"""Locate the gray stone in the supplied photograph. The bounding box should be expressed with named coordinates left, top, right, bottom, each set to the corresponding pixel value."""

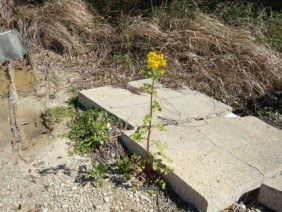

left=258, top=175, right=282, bottom=212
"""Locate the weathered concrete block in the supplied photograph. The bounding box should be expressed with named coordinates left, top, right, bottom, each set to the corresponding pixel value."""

left=258, top=176, right=282, bottom=212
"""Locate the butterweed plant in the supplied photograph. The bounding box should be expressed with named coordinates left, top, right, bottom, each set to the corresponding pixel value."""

left=132, top=51, right=172, bottom=181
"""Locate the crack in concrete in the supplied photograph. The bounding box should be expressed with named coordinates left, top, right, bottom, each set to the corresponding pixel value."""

left=157, top=110, right=230, bottom=126
left=194, top=127, right=265, bottom=177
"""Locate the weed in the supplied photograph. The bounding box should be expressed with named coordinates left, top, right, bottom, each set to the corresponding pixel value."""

left=114, top=53, right=133, bottom=69
left=67, top=85, right=79, bottom=108
left=12, top=6, right=23, bottom=17
left=42, top=106, right=74, bottom=130
left=68, top=109, right=118, bottom=156
left=123, top=33, right=133, bottom=49
left=88, top=163, right=108, bottom=187
left=131, top=51, right=172, bottom=187
left=117, top=155, right=144, bottom=178
left=117, top=154, right=168, bottom=190
left=68, top=85, right=78, bottom=95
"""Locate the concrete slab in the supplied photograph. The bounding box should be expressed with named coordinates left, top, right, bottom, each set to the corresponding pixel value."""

left=78, top=80, right=282, bottom=211
left=121, top=126, right=262, bottom=212
left=190, top=117, right=282, bottom=177
left=258, top=175, right=282, bottom=212
left=0, top=99, right=14, bottom=166
left=0, top=99, right=12, bottom=148
left=121, top=116, right=282, bottom=211
left=79, top=79, right=232, bottom=128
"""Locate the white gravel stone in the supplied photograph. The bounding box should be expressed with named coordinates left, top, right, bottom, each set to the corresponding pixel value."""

left=103, top=197, right=110, bottom=203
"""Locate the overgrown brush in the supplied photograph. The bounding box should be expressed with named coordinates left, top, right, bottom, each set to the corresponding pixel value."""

left=1, top=0, right=281, bottom=107
left=11, top=0, right=110, bottom=54
left=124, top=14, right=282, bottom=106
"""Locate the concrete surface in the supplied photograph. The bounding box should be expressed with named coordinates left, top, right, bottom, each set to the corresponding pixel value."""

left=78, top=80, right=282, bottom=212
left=79, top=79, right=232, bottom=128
left=0, top=99, right=14, bottom=168
left=0, top=99, right=12, bottom=148
left=258, top=175, right=282, bottom=212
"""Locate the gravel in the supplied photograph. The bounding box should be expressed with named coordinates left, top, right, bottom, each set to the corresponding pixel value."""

left=0, top=136, right=196, bottom=212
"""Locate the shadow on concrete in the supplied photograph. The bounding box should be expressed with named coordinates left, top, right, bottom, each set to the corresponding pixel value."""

left=38, top=164, right=71, bottom=176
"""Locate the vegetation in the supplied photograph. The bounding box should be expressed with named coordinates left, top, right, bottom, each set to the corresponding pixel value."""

left=88, top=163, right=108, bottom=187
left=42, top=106, right=74, bottom=130
left=117, top=154, right=167, bottom=190
left=132, top=52, right=172, bottom=177
left=2, top=0, right=279, bottom=108
left=68, top=109, right=115, bottom=156
left=117, top=155, right=144, bottom=177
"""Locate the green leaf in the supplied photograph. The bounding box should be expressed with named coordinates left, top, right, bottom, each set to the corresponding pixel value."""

left=155, top=122, right=165, bottom=131
left=152, top=101, right=162, bottom=112
left=143, top=114, right=152, bottom=124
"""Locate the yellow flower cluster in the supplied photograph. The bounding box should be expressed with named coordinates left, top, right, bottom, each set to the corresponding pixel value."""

left=146, top=51, right=167, bottom=71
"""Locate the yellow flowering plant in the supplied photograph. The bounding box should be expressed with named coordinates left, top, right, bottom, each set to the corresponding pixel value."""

left=132, top=51, right=172, bottom=189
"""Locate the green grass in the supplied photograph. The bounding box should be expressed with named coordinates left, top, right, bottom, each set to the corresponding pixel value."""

left=42, top=106, right=74, bottom=129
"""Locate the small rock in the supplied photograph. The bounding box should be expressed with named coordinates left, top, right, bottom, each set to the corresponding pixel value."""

left=104, top=197, right=110, bottom=203
left=238, top=204, right=246, bottom=212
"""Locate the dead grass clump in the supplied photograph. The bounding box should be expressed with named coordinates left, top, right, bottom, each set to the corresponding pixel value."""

left=15, top=0, right=101, bottom=54
left=126, top=14, right=282, bottom=106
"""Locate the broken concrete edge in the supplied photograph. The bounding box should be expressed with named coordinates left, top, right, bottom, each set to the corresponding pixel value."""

left=78, top=91, right=134, bottom=130
left=120, top=131, right=210, bottom=211
left=258, top=176, right=282, bottom=212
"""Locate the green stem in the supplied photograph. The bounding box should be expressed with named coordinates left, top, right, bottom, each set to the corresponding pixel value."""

left=150, top=0, right=154, bottom=12
left=146, top=78, right=155, bottom=161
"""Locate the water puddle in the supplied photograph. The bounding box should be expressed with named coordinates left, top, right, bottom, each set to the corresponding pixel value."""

left=18, top=97, right=46, bottom=141
left=0, top=65, right=39, bottom=97
left=13, top=65, right=38, bottom=95
left=22, top=118, right=46, bottom=141
left=0, top=64, right=44, bottom=145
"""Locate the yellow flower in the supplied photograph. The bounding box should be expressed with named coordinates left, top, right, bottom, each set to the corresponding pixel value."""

left=146, top=51, right=166, bottom=71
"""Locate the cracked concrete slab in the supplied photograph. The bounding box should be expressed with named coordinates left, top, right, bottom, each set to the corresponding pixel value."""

left=78, top=80, right=282, bottom=211
left=121, top=117, right=282, bottom=211
left=191, top=117, right=282, bottom=177
left=121, top=127, right=261, bottom=211
left=79, top=79, right=232, bottom=128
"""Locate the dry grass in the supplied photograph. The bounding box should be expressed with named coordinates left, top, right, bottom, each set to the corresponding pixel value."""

left=125, top=14, right=282, bottom=106
left=2, top=0, right=281, bottom=106
left=13, top=0, right=107, bottom=54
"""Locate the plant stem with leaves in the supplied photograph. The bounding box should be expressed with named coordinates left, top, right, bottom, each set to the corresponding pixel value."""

left=132, top=51, right=172, bottom=179
left=146, top=78, right=155, bottom=160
